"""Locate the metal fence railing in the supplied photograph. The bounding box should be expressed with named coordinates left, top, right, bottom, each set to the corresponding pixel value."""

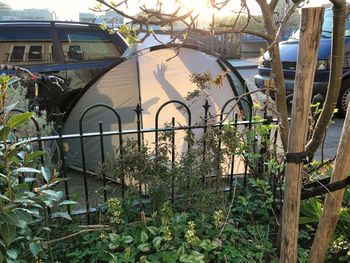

left=6, top=98, right=283, bottom=223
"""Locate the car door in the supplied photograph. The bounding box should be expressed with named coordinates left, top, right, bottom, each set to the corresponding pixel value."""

left=0, top=24, right=68, bottom=112
left=57, top=26, right=124, bottom=111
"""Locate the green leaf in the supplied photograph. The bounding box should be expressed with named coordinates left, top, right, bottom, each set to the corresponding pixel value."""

left=177, top=244, right=185, bottom=256
left=51, top=212, right=71, bottom=220
left=7, top=76, right=21, bottom=86
left=109, top=233, right=120, bottom=244
left=41, top=167, right=51, bottom=183
left=0, top=126, right=10, bottom=141
left=152, top=236, right=162, bottom=249
left=124, top=247, right=131, bottom=263
left=0, top=194, right=10, bottom=202
left=0, top=250, right=3, bottom=263
left=58, top=200, right=78, bottom=206
left=140, top=231, right=148, bottom=242
left=147, top=226, right=158, bottom=235
left=13, top=167, right=41, bottom=174
left=6, top=249, right=17, bottom=260
left=0, top=211, right=21, bottom=226
left=8, top=112, right=33, bottom=129
left=25, top=151, right=44, bottom=163
left=122, top=235, right=134, bottom=244
left=15, top=208, right=33, bottom=225
left=299, top=198, right=322, bottom=224
left=29, top=242, right=41, bottom=257
left=107, top=252, right=119, bottom=263
left=0, top=223, right=16, bottom=246
left=137, top=243, right=150, bottom=252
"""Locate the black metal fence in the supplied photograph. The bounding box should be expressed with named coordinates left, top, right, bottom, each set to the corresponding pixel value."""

left=9, top=98, right=283, bottom=223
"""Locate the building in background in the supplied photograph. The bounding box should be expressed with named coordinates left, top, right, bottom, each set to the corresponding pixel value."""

left=79, top=10, right=124, bottom=27
left=79, top=12, right=95, bottom=23
left=0, top=1, right=54, bottom=20
left=0, top=1, right=11, bottom=19
left=10, top=8, right=54, bottom=20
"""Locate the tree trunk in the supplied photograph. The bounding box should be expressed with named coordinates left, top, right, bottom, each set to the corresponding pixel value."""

left=279, top=7, right=324, bottom=263
left=257, top=0, right=289, bottom=151
left=306, top=0, right=347, bottom=156
left=309, top=104, right=350, bottom=262
left=269, top=43, right=289, bottom=151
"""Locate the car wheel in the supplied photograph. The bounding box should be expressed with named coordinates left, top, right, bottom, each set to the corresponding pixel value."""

left=337, top=79, right=350, bottom=117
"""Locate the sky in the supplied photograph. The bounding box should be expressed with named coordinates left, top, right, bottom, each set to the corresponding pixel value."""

left=0, top=0, right=334, bottom=21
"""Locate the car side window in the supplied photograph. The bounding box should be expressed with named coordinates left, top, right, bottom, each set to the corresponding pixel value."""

left=58, top=29, right=121, bottom=62
left=0, top=29, right=54, bottom=65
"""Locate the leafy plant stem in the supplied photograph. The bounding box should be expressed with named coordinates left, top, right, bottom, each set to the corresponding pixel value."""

left=45, top=208, right=54, bottom=263
left=218, top=174, right=238, bottom=237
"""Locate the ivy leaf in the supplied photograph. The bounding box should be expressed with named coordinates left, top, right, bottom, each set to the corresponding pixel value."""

left=147, top=226, right=158, bottom=235
left=8, top=112, right=33, bottom=129
left=137, top=243, right=150, bottom=252
left=122, top=235, right=134, bottom=244
left=140, top=231, right=148, bottom=242
left=152, top=236, right=162, bottom=249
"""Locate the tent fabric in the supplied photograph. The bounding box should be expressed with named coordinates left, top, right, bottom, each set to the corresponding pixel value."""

left=62, top=45, right=250, bottom=172
left=63, top=57, right=139, bottom=170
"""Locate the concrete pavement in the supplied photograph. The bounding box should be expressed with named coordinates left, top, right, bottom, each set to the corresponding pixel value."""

left=228, top=58, right=259, bottom=69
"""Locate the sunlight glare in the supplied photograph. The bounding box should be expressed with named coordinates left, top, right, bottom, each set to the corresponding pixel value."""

left=174, top=0, right=210, bottom=15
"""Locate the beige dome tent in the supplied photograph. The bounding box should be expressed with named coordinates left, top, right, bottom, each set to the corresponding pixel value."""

left=62, top=45, right=251, bottom=171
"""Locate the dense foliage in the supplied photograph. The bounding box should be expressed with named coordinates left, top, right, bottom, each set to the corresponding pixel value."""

left=0, top=75, right=74, bottom=262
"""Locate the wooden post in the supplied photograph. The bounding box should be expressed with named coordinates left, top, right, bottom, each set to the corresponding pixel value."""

left=279, top=7, right=324, bottom=263
left=309, top=104, right=350, bottom=262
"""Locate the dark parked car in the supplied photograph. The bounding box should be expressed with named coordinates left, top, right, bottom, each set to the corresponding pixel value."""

left=0, top=21, right=128, bottom=115
left=255, top=8, right=350, bottom=116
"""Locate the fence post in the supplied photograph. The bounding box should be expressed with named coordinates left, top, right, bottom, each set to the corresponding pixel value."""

left=98, top=122, right=107, bottom=202
left=202, top=99, right=210, bottom=185
left=279, top=7, right=324, bottom=263
left=171, top=117, right=176, bottom=205
left=134, top=104, right=143, bottom=210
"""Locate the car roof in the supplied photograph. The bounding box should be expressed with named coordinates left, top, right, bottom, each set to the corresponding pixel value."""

left=0, top=21, right=103, bottom=30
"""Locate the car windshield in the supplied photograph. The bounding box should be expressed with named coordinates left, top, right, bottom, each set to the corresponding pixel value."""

left=289, top=9, right=350, bottom=40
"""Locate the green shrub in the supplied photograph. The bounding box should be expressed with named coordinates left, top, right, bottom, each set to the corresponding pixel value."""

left=0, top=74, right=73, bottom=262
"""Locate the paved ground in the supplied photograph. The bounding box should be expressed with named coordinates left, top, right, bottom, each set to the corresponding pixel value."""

left=230, top=58, right=344, bottom=160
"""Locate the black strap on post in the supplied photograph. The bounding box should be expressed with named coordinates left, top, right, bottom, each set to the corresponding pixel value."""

left=285, top=152, right=308, bottom=164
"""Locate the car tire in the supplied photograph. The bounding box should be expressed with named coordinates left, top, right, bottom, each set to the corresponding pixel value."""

left=337, top=79, right=350, bottom=117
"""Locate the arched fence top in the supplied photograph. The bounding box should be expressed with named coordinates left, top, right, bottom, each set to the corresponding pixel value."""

left=78, top=103, right=123, bottom=135
left=220, top=96, right=253, bottom=123
left=155, top=100, right=192, bottom=128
